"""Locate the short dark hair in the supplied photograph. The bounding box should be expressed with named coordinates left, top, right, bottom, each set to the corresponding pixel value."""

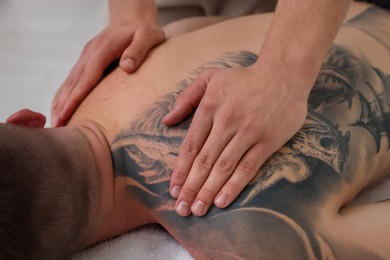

left=0, top=124, right=95, bottom=259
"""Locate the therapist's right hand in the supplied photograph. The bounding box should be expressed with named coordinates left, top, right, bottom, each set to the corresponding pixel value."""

left=51, top=21, right=165, bottom=127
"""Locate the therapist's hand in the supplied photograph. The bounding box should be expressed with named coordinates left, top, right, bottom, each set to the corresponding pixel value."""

left=163, top=63, right=311, bottom=217
left=51, top=21, right=165, bottom=126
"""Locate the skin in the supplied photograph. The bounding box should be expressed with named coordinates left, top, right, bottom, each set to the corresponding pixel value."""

left=8, top=4, right=390, bottom=258
left=51, top=0, right=356, bottom=218
left=51, top=0, right=165, bottom=126
left=163, top=0, right=355, bottom=217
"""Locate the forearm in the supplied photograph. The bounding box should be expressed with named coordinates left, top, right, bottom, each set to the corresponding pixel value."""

left=257, top=0, right=353, bottom=93
left=108, top=0, right=159, bottom=24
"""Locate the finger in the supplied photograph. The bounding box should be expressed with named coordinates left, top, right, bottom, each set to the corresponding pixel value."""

left=163, top=71, right=213, bottom=126
left=51, top=52, right=89, bottom=126
left=214, top=142, right=268, bottom=209
left=58, top=69, right=103, bottom=124
left=170, top=102, right=213, bottom=194
left=120, top=26, right=165, bottom=73
left=177, top=125, right=236, bottom=216
left=171, top=107, right=215, bottom=216
left=188, top=131, right=256, bottom=215
left=52, top=72, right=84, bottom=126
left=58, top=47, right=117, bottom=124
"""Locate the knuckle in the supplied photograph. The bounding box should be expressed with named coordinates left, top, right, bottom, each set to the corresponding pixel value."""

left=200, top=97, right=216, bottom=112
left=216, top=156, right=235, bottom=174
left=80, top=78, right=96, bottom=89
left=174, top=89, right=187, bottom=102
left=82, top=42, right=91, bottom=52
left=236, top=160, right=258, bottom=176
left=181, top=139, right=200, bottom=157
left=172, top=169, right=188, bottom=181
left=238, top=122, right=253, bottom=136
left=195, top=154, right=213, bottom=170
left=138, top=25, right=164, bottom=41
left=137, top=24, right=149, bottom=32
left=71, top=88, right=87, bottom=102
left=64, top=72, right=79, bottom=88
left=68, top=92, right=87, bottom=108
left=67, top=98, right=81, bottom=110
left=197, top=187, right=214, bottom=203
left=180, top=94, right=194, bottom=105
left=174, top=94, right=186, bottom=106
left=72, top=93, right=85, bottom=104
left=64, top=77, right=75, bottom=89
left=179, top=187, right=197, bottom=200
left=223, top=181, right=242, bottom=195
left=218, top=111, right=235, bottom=127
left=136, top=25, right=153, bottom=37
left=83, top=39, right=96, bottom=52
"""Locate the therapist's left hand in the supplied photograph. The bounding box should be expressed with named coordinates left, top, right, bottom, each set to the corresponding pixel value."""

left=163, top=62, right=311, bottom=217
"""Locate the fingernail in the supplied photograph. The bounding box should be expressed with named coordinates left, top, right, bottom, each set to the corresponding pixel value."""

left=215, top=194, right=227, bottom=207
left=176, top=201, right=190, bottom=216
left=170, top=186, right=181, bottom=198
left=191, top=200, right=206, bottom=216
left=121, top=58, right=135, bottom=72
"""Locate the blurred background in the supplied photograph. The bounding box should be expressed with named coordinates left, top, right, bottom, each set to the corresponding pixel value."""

left=0, top=0, right=107, bottom=125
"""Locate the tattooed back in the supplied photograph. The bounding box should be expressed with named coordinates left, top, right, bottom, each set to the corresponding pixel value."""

left=70, top=4, right=390, bottom=259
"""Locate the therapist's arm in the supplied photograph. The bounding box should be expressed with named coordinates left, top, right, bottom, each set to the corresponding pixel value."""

left=163, top=0, right=354, bottom=217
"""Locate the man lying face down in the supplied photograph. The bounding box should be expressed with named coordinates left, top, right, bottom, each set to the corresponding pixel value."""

left=1, top=3, right=390, bottom=259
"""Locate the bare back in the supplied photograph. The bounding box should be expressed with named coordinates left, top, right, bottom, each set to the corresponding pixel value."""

left=70, top=3, right=390, bottom=259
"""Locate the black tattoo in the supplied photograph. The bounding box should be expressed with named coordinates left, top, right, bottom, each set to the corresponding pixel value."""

left=242, top=111, right=350, bottom=205
left=310, top=46, right=390, bottom=151
left=110, top=6, right=390, bottom=259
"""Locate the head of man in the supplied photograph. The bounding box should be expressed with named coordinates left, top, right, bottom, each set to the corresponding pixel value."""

left=0, top=109, right=99, bottom=259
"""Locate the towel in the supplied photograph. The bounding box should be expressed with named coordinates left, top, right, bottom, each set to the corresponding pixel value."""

left=73, top=225, right=193, bottom=260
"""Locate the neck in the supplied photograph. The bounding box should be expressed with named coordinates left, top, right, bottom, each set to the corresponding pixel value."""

left=68, top=120, right=155, bottom=248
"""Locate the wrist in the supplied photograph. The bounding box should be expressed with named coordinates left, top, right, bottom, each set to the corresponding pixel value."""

left=253, top=0, right=353, bottom=94
left=254, top=44, right=321, bottom=95
left=109, top=0, right=159, bottom=25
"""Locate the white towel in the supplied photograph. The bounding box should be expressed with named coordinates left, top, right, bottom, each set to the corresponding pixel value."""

left=73, top=226, right=193, bottom=260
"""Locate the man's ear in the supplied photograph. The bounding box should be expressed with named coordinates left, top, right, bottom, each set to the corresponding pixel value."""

left=6, top=109, right=46, bottom=128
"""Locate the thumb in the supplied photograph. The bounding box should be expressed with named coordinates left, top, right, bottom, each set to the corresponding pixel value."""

left=120, top=27, right=165, bottom=73
left=119, top=41, right=142, bottom=73
left=120, top=57, right=136, bottom=73
left=163, top=70, right=212, bottom=126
